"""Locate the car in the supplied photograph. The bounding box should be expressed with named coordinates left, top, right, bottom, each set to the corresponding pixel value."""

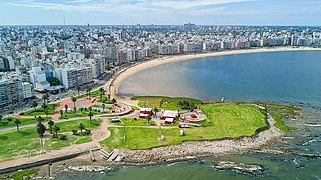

left=111, top=119, right=121, bottom=123
left=179, top=124, right=189, bottom=128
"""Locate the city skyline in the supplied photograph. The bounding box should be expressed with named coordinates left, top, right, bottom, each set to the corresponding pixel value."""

left=2, top=0, right=321, bottom=26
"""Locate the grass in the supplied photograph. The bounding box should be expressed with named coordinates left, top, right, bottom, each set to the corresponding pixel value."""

left=0, top=119, right=101, bottom=162
left=76, top=90, right=103, bottom=99
left=20, top=104, right=59, bottom=116
left=132, top=96, right=202, bottom=110
left=98, top=96, right=112, bottom=104
left=100, top=103, right=268, bottom=150
left=59, top=109, right=106, bottom=119
left=110, top=118, right=156, bottom=126
left=44, top=135, right=77, bottom=150
left=255, top=102, right=299, bottom=132
left=75, top=137, right=92, bottom=144
left=0, top=117, right=51, bottom=129
left=10, top=168, right=38, bottom=180
left=55, top=119, right=102, bottom=132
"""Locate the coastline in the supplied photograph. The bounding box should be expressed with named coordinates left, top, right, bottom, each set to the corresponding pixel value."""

left=111, top=46, right=321, bottom=106
left=118, top=113, right=283, bottom=164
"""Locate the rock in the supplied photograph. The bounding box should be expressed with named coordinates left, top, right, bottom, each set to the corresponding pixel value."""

left=213, top=161, right=265, bottom=175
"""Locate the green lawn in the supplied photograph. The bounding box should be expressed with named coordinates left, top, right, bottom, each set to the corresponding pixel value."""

left=44, top=135, right=77, bottom=150
left=59, top=109, right=106, bottom=119
left=55, top=119, right=102, bottom=132
left=131, top=96, right=202, bottom=110
left=110, top=118, right=156, bottom=126
left=0, top=119, right=101, bottom=162
left=100, top=103, right=268, bottom=150
left=76, top=90, right=103, bottom=99
left=98, top=96, right=112, bottom=104
left=20, top=104, right=59, bottom=116
left=10, top=168, right=38, bottom=180
left=75, top=137, right=92, bottom=144
left=0, top=117, right=51, bottom=129
left=255, top=102, right=299, bottom=132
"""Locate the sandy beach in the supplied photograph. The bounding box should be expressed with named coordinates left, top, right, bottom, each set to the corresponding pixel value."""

left=111, top=47, right=321, bottom=106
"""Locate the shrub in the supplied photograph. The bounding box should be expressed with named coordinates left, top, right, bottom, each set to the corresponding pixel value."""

left=72, top=129, right=78, bottom=135
left=59, top=135, right=67, bottom=140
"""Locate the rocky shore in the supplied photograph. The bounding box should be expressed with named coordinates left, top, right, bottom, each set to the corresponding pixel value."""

left=118, top=114, right=283, bottom=164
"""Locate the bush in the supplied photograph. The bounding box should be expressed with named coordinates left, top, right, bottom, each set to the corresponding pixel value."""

left=85, top=129, right=91, bottom=135
left=59, top=135, right=67, bottom=140
left=52, top=134, right=58, bottom=138
left=72, top=129, right=78, bottom=135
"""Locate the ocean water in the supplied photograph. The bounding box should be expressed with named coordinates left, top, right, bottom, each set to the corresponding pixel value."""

left=120, top=51, right=321, bottom=107
left=58, top=51, right=321, bottom=179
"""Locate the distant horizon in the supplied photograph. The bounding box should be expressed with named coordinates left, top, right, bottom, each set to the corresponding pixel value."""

left=0, top=24, right=320, bottom=27
left=1, top=0, right=321, bottom=26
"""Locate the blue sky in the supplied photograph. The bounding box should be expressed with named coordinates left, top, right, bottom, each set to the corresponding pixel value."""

left=1, top=0, right=321, bottom=25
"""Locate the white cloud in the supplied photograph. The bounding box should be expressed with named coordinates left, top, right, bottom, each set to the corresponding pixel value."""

left=154, top=0, right=253, bottom=9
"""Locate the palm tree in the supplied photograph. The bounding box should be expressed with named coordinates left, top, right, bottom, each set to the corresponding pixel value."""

left=71, top=96, right=77, bottom=113
left=88, top=112, right=93, bottom=124
left=14, top=119, right=21, bottom=132
left=102, top=104, right=106, bottom=112
left=42, top=93, right=49, bottom=105
left=64, top=104, right=68, bottom=112
left=76, top=85, right=81, bottom=96
left=31, top=101, right=38, bottom=111
left=79, top=123, right=85, bottom=133
left=86, top=85, right=92, bottom=97
left=42, top=104, right=48, bottom=117
left=53, top=125, right=60, bottom=138
left=154, top=107, right=159, bottom=117
left=48, top=119, right=54, bottom=134
left=37, top=122, right=46, bottom=138
left=146, top=115, right=151, bottom=125
left=99, top=87, right=104, bottom=99
left=37, top=116, right=44, bottom=123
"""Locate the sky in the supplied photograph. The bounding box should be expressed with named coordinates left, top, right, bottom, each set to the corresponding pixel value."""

left=1, top=0, right=321, bottom=26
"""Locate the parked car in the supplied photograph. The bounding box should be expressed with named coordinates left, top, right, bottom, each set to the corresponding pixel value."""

left=179, top=124, right=189, bottom=128
left=111, top=119, right=121, bottom=123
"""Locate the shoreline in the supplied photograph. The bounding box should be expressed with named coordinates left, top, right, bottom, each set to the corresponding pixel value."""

left=118, top=113, right=283, bottom=164
left=111, top=47, right=321, bottom=106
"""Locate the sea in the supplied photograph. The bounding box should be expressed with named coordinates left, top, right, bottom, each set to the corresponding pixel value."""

left=58, top=51, right=321, bottom=179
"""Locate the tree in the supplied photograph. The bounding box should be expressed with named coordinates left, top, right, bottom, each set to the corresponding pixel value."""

left=112, top=98, right=117, bottom=104
left=99, top=87, right=104, bottom=99
left=42, top=93, right=49, bottom=105
left=146, top=115, right=151, bottom=125
left=88, top=112, right=93, bottom=123
left=48, top=77, right=61, bottom=86
left=154, top=107, right=159, bottom=117
left=107, top=94, right=111, bottom=100
left=37, top=116, right=44, bottom=123
left=42, top=104, right=48, bottom=117
left=31, top=101, right=38, bottom=111
left=76, top=85, right=81, bottom=96
left=37, top=122, right=46, bottom=138
left=53, top=125, right=60, bottom=138
left=71, top=96, right=77, bottom=113
left=102, top=104, right=106, bottom=112
left=79, top=123, right=85, bottom=133
left=86, top=85, right=92, bottom=97
left=48, top=119, right=54, bottom=134
left=64, top=104, right=68, bottom=112
left=60, top=109, right=63, bottom=117
left=0, top=115, right=2, bottom=123
left=14, top=119, right=21, bottom=132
